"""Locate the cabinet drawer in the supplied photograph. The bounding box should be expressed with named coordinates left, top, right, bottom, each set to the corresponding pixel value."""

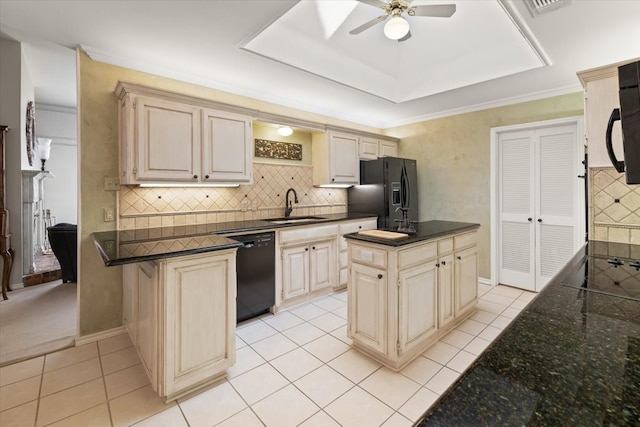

left=438, top=238, right=453, bottom=254
left=454, top=231, right=477, bottom=250
left=399, top=241, right=437, bottom=269
left=279, top=224, right=338, bottom=245
left=350, top=245, right=387, bottom=269
left=339, top=219, right=377, bottom=235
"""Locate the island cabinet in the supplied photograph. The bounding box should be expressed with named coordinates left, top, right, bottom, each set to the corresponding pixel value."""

left=347, top=230, right=478, bottom=371
left=337, top=218, right=378, bottom=289
left=116, top=81, right=253, bottom=185
left=122, top=249, right=237, bottom=402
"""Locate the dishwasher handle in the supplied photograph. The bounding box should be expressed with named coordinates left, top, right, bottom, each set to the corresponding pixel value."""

left=243, top=242, right=255, bottom=249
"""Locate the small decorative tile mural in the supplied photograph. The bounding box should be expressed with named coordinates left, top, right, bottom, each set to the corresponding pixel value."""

left=590, top=167, right=640, bottom=243
left=118, top=163, right=347, bottom=229
left=255, top=139, right=302, bottom=161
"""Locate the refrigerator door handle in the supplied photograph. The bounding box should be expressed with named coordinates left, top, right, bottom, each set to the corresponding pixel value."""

left=606, top=108, right=625, bottom=173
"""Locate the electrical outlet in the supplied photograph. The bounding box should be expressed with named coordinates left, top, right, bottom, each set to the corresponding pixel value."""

left=104, top=207, right=115, bottom=222
left=104, top=177, right=120, bottom=191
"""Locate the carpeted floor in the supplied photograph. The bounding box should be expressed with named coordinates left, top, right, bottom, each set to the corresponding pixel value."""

left=0, top=280, right=76, bottom=366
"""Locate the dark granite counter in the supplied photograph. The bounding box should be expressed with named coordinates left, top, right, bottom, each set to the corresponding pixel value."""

left=92, top=212, right=375, bottom=266
left=344, top=220, right=480, bottom=247
left=414, top=241, right=640, bottom=426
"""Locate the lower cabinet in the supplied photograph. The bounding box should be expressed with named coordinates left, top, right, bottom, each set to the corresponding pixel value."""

left=347, top=230, right=478, bottom=371
left=123, top=249, right=237, bottom=401
left=281, top=239, right=335, bottom=302
left=349, top=263, right=387, bottom=354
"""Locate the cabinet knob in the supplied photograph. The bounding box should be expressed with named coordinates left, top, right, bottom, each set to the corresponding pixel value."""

left=377, top=274, right=383, bottom=279
left=457, top=256, right=461, bottom=260
left=305, top=248, right=309, bottom=251
left=528, top=218, right=532, bottom=222
left=205, top=175, right=209, bottom=179
left=436, top=263, right=440, bottom=268
left=332, top=178, right=335, bottom=182
left=441, top=260, right=446, bottom=266
left=358, top=226, right=362, bottom=229
left=193, top=174, right=198, bottom=179
left=538, top=218, right=543, bottom=223
left=312, top=246, right=316, bottom=250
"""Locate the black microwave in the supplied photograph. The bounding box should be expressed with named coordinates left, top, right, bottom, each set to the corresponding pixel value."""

left=606, top=60, right=640, bottom=184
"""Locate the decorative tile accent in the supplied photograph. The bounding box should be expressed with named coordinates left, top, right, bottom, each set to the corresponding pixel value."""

left=590, top=167, right=640, bottom=243
left=118, top=164, right=347, bottom=229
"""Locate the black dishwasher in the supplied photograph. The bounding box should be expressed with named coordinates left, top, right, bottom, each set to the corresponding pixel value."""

left=231, top=232, right=275, bottom=323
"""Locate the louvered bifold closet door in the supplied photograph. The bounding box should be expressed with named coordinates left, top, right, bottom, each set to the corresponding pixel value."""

left=535, top=125, right=579, bottom=288
left=499, top=131, right=536, bottom=291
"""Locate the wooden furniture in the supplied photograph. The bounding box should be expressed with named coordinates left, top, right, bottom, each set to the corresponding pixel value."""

left=123, top=248, right=237, bottom=401
left=358, top=136, right=399, bottom=160
left=347, top=229, right=478, bottom=370
left=1, top=125, right=14, bottom=300
left=116, top=82, right=253, bottom=186
left=312, top=130, right=360, bottom=186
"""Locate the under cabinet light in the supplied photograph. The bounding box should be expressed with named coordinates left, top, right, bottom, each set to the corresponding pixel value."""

left=318, top=184, right=354, bottom=188
left=139, top=183, right=240, bottom=188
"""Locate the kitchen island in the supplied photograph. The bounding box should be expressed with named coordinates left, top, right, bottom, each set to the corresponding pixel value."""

left=415, top=241, right=640, bottom=426
left=345, top=220, right=480, bottom=371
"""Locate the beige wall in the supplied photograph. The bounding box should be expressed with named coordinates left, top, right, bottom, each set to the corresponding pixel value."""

left=387, top=93, right=584, bottom=280
left=77, top=52, right=380, bottom=336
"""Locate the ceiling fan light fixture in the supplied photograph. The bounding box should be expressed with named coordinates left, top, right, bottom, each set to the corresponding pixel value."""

left=383, top=16, right=410, bottom=40
left=277, top=126, right=293, bottom=136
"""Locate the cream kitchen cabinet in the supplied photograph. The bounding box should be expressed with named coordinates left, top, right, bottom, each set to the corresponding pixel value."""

left=277, top=224, right=338, bottom=307
left=349, top=262, right=387, bottom=354
left=347, top=228, right=478, bottom=371
left=359, top=137, right=399, bottom=160
left=116, top=82, right=253, bottom=185
left=312, top=131, right=360, bottom=186
left=122, top=249, right=237, bottom=401
left=338, top=218, right=377, bottom=289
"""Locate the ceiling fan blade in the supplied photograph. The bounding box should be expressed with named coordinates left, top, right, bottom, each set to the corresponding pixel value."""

left=349, top=15, right=388, bottom=35
left=412, top=4, right=456, bottom=17
left=398, top=30, right=412, bottom=42
left=355, top=0, right=388, bottom=9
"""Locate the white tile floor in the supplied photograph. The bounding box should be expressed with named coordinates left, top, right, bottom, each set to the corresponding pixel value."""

left=0, top=284, right=536, bottom=427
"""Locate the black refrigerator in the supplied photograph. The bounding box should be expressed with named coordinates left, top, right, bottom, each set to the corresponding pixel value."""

left=348, top=157, right=418, bottom=230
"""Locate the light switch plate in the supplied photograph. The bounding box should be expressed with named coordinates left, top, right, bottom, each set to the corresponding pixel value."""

left=104, top=207, right=115, bottom=222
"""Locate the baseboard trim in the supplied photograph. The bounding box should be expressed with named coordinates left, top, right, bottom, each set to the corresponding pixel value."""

left=75, top=326, right=126, bottom=346
left=478, top=277, right=492, bottom=286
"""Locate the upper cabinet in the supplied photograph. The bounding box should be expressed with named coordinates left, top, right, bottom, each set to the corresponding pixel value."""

left=359, top=137, right=398, bottom=160
left=117, top=82, right=253, bottom=185
left=311, top=129, right=400, bottom=186
left=312, top=131, right=360, bottom=186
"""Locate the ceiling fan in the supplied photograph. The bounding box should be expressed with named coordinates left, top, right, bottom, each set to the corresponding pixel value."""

left=349, top=0, right=456, bottom=42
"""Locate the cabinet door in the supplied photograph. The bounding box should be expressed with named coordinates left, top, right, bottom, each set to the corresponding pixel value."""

left=310, top=240, right=334, bottom=291
left=438, top=254, right=455, bottom=328
left=135, top=97, right=200, bottom=182
left=136, top=261, right=159, bottom=390
left=359, top=137, right=379, bottom=160
left=163, top=253, right=236, bottom=397
left=398, top=263, right=437, bottom=355
left=338, top=220, right=377, bottom=286
left=349, top=263, right=387, bottom=354
left=455, top=246, right=478, bottom=316
left=202, top=109, right=252, bottom=183
left=122, top=264, right=137, bottom=344
left=329, top=132, right=359, bottom=184
left=282, top=245, right=310, bottom=300
left=379, top=141, right=398, bottom=158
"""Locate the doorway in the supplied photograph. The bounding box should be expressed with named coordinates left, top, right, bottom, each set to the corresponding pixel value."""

left=490, top=116, right=585, bottom=291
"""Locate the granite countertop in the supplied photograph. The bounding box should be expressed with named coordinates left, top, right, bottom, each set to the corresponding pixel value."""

left=92, top=212, right=376, bottom=266
left=344, top=220, right=480, bottom=247
left=414, top=241, right=640, bottom=426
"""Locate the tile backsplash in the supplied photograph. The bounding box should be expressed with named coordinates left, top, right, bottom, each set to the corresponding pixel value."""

left=118, top=163, right=347, bottom=230
left=590, top=167, right=640, bottom=243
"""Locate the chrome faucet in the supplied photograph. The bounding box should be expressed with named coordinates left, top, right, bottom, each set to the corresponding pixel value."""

left=285, top=188, right=298, bottom=218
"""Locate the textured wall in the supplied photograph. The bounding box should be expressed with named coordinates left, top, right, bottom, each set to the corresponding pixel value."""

left=77, top=51, right=377, bottom=337
left=388, top=93, right=584, bottom=280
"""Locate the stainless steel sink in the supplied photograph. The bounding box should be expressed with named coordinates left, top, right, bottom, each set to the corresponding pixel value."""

left=267, top=216, right=326, bottom=225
